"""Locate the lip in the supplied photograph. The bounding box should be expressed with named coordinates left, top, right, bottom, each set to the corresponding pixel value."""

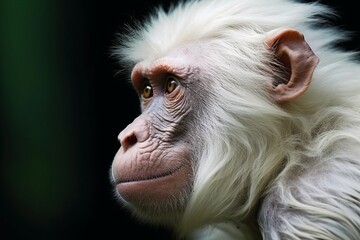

left=115, top=165, right=187, bottom=203
left=116, top=171, right=177, bottom=189
left=115, top=165, right=183, bottom=184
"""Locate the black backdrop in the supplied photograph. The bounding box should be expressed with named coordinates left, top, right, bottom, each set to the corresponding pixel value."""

left=1, top=0, right=359, bottom=239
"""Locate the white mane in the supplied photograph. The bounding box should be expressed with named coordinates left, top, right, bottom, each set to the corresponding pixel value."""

left=116, top=0, right=349, bottom=63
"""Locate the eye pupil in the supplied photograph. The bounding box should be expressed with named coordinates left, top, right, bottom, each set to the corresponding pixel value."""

left=143, top=84, right=153, bottom=98
left=166, top=77, right=178, bottom=93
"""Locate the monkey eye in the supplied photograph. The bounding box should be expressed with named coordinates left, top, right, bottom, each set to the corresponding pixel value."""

left=142, top=83, right=153, bottom=98
left=165, top=76, right=179, bottom=94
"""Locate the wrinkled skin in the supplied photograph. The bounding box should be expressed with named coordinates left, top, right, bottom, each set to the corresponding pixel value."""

left=111, top=52, right=205, bottom=222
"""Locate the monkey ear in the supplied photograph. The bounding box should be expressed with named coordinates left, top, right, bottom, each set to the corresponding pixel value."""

left=266, top=29, right=319, bottom=103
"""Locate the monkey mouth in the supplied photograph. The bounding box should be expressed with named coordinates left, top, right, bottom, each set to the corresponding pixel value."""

left=115, top=165, right=184, bottom=184
left=114, top=164, right=189, bottom=204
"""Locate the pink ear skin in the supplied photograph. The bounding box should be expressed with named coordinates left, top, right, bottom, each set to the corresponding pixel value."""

left=266, top=29, right=319, bottom=103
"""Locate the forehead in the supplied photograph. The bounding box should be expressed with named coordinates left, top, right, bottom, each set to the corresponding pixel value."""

left=131, top=42, right=206, bottom=81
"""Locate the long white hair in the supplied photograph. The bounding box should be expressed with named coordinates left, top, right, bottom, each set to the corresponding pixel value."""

left=114, top=0, right=360, bottom=238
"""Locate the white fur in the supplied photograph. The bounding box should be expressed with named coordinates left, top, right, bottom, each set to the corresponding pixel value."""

left=114, top=0, right=360, bottom=239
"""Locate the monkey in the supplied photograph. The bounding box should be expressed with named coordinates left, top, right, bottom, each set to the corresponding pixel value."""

left=109, top=0, right=360, bottom=239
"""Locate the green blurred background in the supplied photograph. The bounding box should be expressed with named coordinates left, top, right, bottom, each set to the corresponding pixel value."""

left=0, top=0, right=174, bottom=239
left=0, top=0, right=358, bottom=239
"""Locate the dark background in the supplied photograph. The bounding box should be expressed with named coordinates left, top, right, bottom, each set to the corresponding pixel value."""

left=1, top=0, right=359, bottom=239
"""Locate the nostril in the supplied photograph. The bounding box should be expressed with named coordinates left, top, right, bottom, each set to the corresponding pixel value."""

left=121, top=133, right=138, bottom=152
left=127, top=134, right=138, bottom=147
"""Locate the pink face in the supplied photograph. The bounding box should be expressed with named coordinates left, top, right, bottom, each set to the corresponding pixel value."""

left=111, top=54, right=205, bottom=220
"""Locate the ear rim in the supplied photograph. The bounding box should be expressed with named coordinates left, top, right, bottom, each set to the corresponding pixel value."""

left=265, top=28, right=319, bottom=103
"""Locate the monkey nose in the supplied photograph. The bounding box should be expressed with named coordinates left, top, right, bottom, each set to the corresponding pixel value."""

left=118, top=118, right=150, bottom=152
left=120, top=132, right=138, bottom=152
